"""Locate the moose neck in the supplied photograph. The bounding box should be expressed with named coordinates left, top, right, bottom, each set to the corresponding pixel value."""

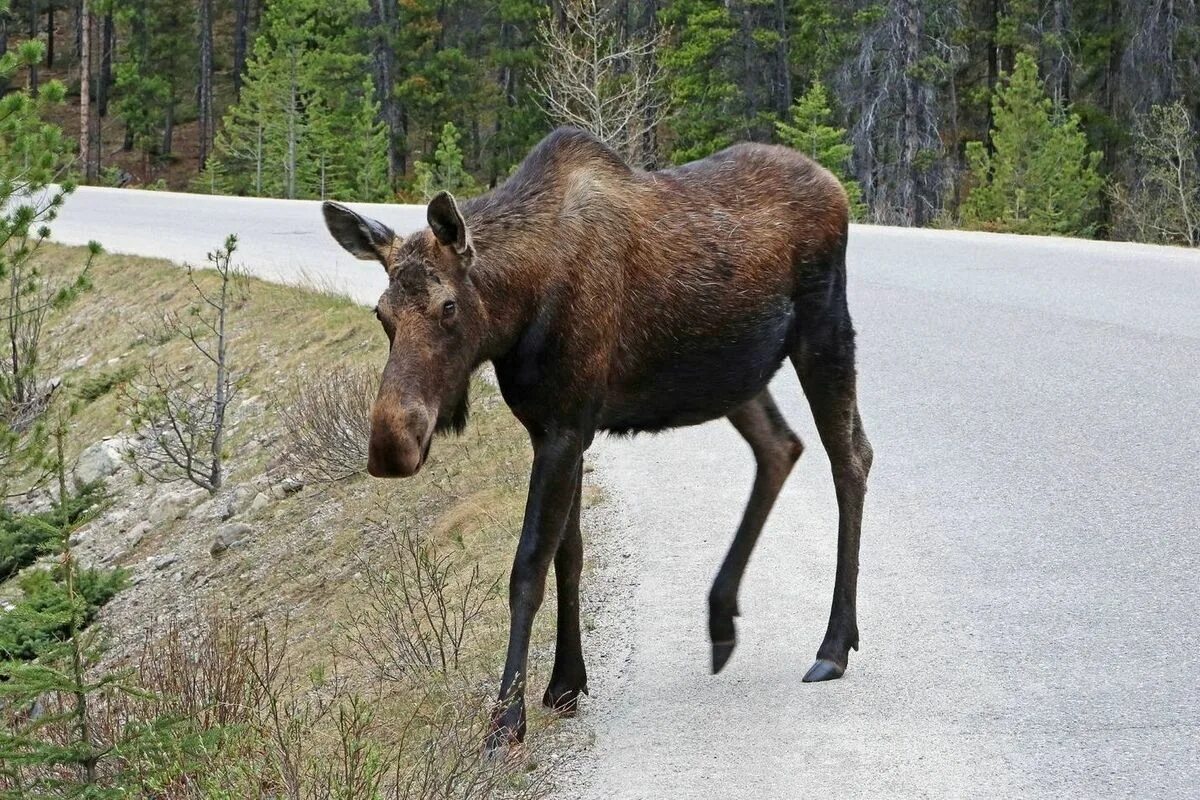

left=461, top=199, right=562, bottom=367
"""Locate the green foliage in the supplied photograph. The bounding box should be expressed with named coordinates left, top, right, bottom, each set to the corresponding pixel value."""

left=962, top=54, right=1103, bottom=237
left=776, top=81, right=865, bottom=218
left=211, top=0, right=389, bottom=200
left=0, top=484, right=105, bottom=582
left=77, top=365, right=140, bottom=403
left=0, top=565, right=127, bottom=661
left=412, top=121, right=479, bottom=201
left=112, top=0, right=196, bottom=156
left=0, top=36, right=100, bottom=497
left=659, top=0, right=741, bottom=163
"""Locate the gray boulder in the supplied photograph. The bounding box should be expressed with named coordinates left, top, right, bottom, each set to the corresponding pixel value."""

left=73, top=438, right=131, bottom=487
left=210, top=522, right=253, bottom=556
left=148, top=487, right=210, bottom=523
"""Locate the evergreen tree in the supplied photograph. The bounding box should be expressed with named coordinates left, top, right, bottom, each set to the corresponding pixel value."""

left=775, top=81, right=865, bottom=217
left=412, top=121, right=478, bottom=201
left=962, top=53, right=1103, bottom=237
left=210, top=0, right=388, bottom=200
left=659, top=0, right=741, bottom=164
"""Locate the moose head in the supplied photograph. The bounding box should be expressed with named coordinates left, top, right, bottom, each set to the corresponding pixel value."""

left=322, top=193, right=482, bottom=478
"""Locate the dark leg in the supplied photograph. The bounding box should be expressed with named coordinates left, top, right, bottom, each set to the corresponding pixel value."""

left=542, top=464, right=588, bottom=714
left=709, top=390, right=804, bottom=673
left=488, top=428, right=587, bottom=749
left=791, top=313, right=873, bottom=683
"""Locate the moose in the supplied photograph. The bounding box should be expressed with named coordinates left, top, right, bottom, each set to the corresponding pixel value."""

left=322, top=127, right=872, bottom=749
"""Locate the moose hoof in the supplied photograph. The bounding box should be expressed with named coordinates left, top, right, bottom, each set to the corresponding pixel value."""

left=542, top=683, right=588, bottom=716
left=711, top=639, right=736, bottom=674
left=802, top=658, right=845, bottom=683
left=483, top=720, right=523, bottom=758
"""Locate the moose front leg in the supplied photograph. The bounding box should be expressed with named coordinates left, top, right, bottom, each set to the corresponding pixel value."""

left=543, top=465, right=587, bottom=713
left=488, top=428, right=587, bottom=750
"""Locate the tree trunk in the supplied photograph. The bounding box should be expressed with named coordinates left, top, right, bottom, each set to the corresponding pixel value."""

left=98, top=12, right=112, bottom=117
left=80, top=0, right=92, bottom=182
left=28, top=0, right=38, bottom=95
left=899, top=0, right=922, bottom=226
left=45, top=4, right=53, bottom=68
left=368, top=0, right=401, bottom=186
left=0, top=11, right=9, bottom=94
left=162, top=100, right=174, bottom=156
left=198, top=0, right=215, bottom=168
left=774, top=0, right=791, bottom=119
left=233, top=0, right=250, bottom=101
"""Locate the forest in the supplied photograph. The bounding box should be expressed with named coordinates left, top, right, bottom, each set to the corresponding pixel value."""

left=1, top=0, right=1199, bottom=245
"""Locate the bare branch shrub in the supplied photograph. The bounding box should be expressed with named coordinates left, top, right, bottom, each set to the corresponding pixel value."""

left=126, top=235, right=242, bottom=492
left=534, top=0, right=669, bottom=165
left=343, top=516, right=502, bottom=682
left=279, top=365, right=376, bottom=483
left=1111, top=100, right=1200, bottom=246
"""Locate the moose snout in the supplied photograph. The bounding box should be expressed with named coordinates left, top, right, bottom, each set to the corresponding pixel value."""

left=367, top=404, right=433, bottom=478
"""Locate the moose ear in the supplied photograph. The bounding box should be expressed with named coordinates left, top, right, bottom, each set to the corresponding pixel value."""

left=427, top=191, right=472, bottom=256
left=322, top=201, right=396, bottom=266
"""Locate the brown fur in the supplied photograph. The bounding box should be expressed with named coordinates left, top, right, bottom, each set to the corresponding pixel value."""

left=322, top=127, right=870, bottom=749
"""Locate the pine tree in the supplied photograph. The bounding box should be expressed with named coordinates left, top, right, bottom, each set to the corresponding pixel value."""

left=412, top=121, right=478, bottom=201
left=210, top=0, right=388, bottom=200
left=659, top=0, right=741, bottom=163
left=962, top=53, right=1103, bottom=237
left=776, top=81, right=865, bottom=217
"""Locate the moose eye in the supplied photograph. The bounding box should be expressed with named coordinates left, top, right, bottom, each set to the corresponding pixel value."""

left=442, top=300, right=457, bottom=318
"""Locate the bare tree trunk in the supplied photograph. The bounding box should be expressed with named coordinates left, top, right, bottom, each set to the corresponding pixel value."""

left=198, top=0, right=215, bottom=168
left=233, top=0, right=250, bottom=101
left=98, top=11, right=112, bottom=117
left=28, top=0, right=39, bottom=95
left=45, top=3, right=53, bottom=68
left=899, top=0, right=921, bottom=226
left=368, top=0, right=401, bottom=186
left=774, top=0, right=791, bottom=119
left=0, top=11, right=9, bottom=94
left=79, top=0, right=91, bottom=182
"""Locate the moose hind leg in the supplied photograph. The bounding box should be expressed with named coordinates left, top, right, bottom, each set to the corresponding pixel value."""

left=543, top=466, right=588, bottom=714
left=792, top=318, right=873, bottom=683
left=709, top=390, right=804, bottom=673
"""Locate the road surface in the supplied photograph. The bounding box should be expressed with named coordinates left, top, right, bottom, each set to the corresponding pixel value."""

left=49, top=186, right=1200, bottom=798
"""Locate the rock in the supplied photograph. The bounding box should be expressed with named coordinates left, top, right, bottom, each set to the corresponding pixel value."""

left=231, top=484, right=258, bottom=513
left=73, top=438, right=132, bottom=487
left=151, top=553, right=178, bottom=570
left=192, top=493, right=235, bottom=522
left=249, top=492, right=271, bottom=513
left=148, top=487, right=210, bottom=523
left=210, top=523, right=252, bottom=556
left=68, top=528, right=88, bottom=547
left=127, top=521, right=151, bottom=547
left=271, top=477, right=304, bottom=500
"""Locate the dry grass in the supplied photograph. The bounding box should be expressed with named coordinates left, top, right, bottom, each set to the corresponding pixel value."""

left=3, top=244, right=569, bottom=795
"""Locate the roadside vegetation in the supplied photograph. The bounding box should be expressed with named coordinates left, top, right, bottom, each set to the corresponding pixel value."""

left=0, top=243, right=556, bottom=797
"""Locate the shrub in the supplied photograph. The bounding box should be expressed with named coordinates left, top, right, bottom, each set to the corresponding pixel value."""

left=0, top=564, right=126, bottom=661
left=279, top=365, right=376, bottom=483
left=0, top=483, right=105, bottom=582
left=77, top=364, right=139, bottom=402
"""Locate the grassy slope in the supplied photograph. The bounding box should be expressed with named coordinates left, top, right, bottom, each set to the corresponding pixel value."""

left=11, top=243, right=574, bottom=763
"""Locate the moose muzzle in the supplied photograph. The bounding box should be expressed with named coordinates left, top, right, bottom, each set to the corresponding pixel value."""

left=367, top=402, right=434, bottom=478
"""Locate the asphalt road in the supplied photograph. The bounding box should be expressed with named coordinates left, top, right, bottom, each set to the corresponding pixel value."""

left=49, top=187, right=1200, bottom=798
